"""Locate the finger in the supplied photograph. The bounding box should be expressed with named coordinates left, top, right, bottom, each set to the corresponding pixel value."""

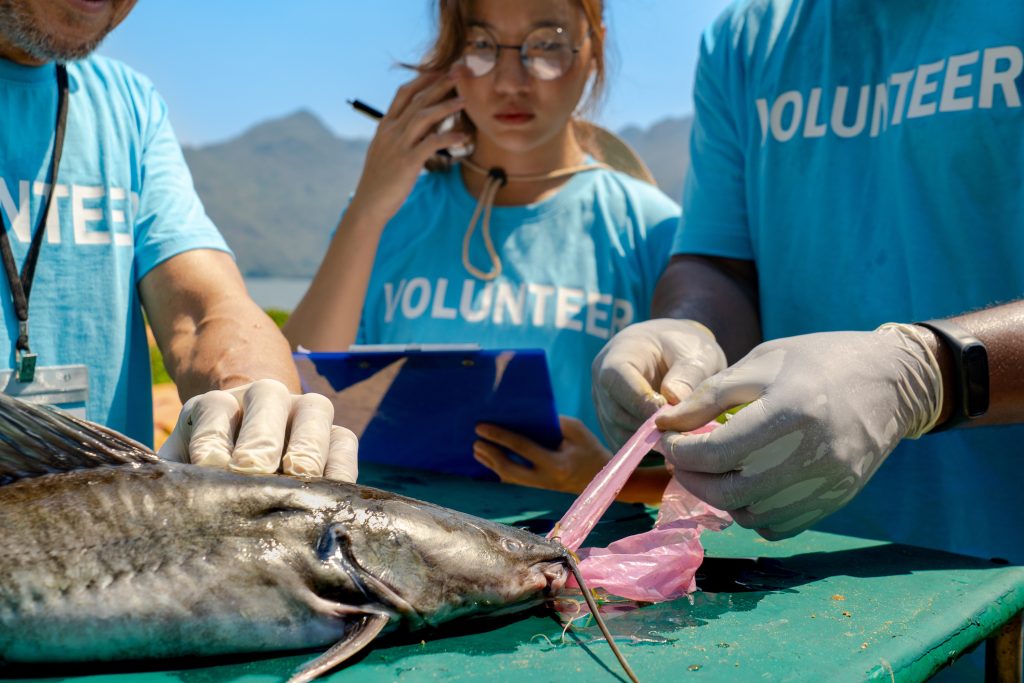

left=672, top=468, right=758, bottom=512
left=656, top=365, right=765, bottom=434
left=230, top=379, right=292, bottom=475
left=281, top=393, right=334, bottom=477
left=731, top=505, right=827, bottom=540
left=323, top=426, right=359, bottom=483
left=475, top=424, right=547, bottom=464
left=659, top=396, right=774, bottom=473
left=473, top=440, right=536, bottom=484
left=594, top=391, right=662, bottom=449
left=403, top=96, right=465, bottom=146
left=412, top=130, right=472, bottom=164
left=593, top=362, right=665, bottom=440
left=393, top=71, right=460, bottom=129
left=183, top=391, right=241, bottom=469
left=156, top=395, right=195, bottom=463
left=386, top=71, right=447, bottom=118
left=659, top=328, right=728, bottom=403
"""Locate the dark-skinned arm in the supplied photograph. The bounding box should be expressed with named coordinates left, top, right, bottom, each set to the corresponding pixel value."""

left=918, top=300, right=1024, bottom=429
left=652, top=253, right=763, bottom=364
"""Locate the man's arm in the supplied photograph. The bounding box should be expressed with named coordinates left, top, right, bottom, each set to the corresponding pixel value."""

left=653, top=254, right=763, bottom=364
left=140, top=249, right=298, bottom=398
left=139, top=249, right=358, bottom=482
left=919, top=301, right=1024, bottom=428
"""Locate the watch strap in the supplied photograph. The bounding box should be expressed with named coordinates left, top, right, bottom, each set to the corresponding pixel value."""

left=915, top=319, right=989, bottom=433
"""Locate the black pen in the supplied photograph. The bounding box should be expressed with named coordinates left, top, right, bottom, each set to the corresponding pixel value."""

left=348, top=97, right=453, bottom=158
left=348, top=98, right=384, bottom=120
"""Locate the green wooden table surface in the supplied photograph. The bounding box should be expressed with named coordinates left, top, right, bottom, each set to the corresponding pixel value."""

left=8, top=463, right=1023, bottom=683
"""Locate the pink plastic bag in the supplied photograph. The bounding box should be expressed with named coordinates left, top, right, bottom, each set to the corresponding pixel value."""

left=549, top=407, right=731, bottom=602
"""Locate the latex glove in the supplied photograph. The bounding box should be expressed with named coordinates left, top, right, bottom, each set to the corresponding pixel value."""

left=158, top=379, right=359, bottom=482
left=472, top=417, right=612, bottom=495
left=592, top=319, right=727, bottom=448
left=657, top=324, right=942, bottom=540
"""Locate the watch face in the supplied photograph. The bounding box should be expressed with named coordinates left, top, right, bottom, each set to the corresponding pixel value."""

left=963, top=343, right=990, bottom=418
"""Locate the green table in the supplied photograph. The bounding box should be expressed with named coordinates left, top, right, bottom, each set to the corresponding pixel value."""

left=11, top=463, right=1024, bottom=683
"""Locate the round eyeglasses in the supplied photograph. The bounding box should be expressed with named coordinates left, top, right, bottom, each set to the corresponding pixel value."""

left=462, top=25, right=588, bottom=81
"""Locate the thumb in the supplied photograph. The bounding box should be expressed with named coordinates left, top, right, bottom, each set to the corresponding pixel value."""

left=658, top=364, right=764, bottom=434
left=156, top=396, right=198, bottom=463
left=660, top=340, right=727, bottom=404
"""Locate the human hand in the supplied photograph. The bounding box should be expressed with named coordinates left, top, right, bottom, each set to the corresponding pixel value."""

left=158, top=379, right=359, bottom=482
left=348, top=69, right=470, bottom=226
left=592, top=319, right=727, bottom=449
left=472, top=417, right=613, bottom=495
left=657, top=324, right=942, bottom=539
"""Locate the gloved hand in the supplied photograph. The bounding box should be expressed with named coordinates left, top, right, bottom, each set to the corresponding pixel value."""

left=158, top=379, right=359, bottom=482
left=592, top=319, right=728, bottom=448
left=657, top=324, right=942, bottom=539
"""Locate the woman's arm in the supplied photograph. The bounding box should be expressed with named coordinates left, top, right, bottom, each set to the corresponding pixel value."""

left=284, top=70, right=469, bottom=351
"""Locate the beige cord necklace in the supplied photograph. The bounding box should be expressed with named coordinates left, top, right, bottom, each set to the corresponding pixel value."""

left=459, top=157, right=608, bottom=281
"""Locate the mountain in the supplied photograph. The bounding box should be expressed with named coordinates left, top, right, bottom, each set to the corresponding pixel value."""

left=618, top=115, right=692, bottom=202
left=183, top=111, right=691, bottom=277
left=183, top=110, right=368, bottom=277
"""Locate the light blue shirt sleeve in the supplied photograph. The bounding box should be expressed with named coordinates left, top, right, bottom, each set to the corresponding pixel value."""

left=673, top=18, right=755, bottom=261
left=129, top=73, right=229, bottom=280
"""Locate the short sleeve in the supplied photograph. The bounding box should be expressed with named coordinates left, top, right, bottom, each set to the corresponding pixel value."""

left=131, top=78, right=230, bottom=280
left=672, top=18, right=755, bottom=260
left=633, top=184, right=682, bottom=303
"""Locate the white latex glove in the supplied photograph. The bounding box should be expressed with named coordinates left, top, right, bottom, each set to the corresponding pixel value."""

left=658, top=324, right=942, bottom=540
left=592, top=319, right=728, bottom=448
left=158, top=379, right=359, bottom=482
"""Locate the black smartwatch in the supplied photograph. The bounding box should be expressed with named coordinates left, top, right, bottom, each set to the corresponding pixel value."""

left=915, top=319, right=989, bottom=432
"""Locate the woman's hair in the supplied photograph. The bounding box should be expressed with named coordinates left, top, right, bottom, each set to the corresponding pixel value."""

left=418, top=0, right=607, bottom=113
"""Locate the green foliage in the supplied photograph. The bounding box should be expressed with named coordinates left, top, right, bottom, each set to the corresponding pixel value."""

left=150, top=342, right=173, bottom=385
left=265, top=308, right=290, bottom=328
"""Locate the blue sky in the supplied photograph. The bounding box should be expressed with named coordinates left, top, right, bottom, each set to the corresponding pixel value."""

left=99, top=1, right=733, bottom=147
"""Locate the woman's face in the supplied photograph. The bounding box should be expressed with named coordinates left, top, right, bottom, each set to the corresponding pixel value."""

left=454, top=0, right=594, bottom=161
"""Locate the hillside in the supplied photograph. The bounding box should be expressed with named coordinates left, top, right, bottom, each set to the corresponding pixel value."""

left=183, top=110, right=369, bottom=277
left=184, top=111, right=691, bottom=277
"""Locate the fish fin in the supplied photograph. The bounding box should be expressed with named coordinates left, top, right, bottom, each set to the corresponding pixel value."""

left=286, top=612, right=389, bottom=683
left=317, top=524, right=418, bottom=618
left=0, top=392, right=158, bottom=485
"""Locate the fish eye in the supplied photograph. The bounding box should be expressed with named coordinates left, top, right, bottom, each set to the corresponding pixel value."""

left=501, top=537, right=524, bottom=553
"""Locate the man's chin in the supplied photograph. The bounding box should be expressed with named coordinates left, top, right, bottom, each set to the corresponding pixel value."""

left=0, top=0, right=124, bottom=63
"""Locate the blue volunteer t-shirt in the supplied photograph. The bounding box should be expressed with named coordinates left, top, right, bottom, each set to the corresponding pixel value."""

left=675, top=0, right=1024, bottom=562
left=358, top=164, right=680, bottom=441
left=0, top=55, right=230, bottom=445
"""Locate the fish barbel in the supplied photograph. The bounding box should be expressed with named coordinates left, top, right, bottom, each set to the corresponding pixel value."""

left=0, top=393, right=573, bottom=682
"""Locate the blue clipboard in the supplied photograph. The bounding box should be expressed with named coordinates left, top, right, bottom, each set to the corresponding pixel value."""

left=294, top=346, right=562, bottom=479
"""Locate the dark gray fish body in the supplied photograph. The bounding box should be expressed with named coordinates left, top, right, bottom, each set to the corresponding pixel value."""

left=0, top=395, right=569, bottom=679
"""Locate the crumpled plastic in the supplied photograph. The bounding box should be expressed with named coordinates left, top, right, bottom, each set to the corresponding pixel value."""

left=549, top=406, right=732, bottom=603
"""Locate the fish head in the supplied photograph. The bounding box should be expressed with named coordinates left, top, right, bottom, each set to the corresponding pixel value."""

left=317, top=487, right=569, bottom=628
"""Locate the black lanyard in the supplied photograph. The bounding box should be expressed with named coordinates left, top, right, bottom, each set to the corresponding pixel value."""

left=0, top=63, right=69, bottom=382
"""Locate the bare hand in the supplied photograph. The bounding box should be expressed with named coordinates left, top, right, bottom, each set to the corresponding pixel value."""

left=472, top=416, right=613, bottom=494
left=348, top=69, right=469, bottom=225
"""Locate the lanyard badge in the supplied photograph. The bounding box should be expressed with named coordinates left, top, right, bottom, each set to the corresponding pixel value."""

left=1, top=64, right=69, bottom=383
left=14, top=324, right=36, bottom=382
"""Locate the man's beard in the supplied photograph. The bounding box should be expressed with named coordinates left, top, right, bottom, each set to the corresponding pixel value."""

left=0, top=0, right=112, bottom=62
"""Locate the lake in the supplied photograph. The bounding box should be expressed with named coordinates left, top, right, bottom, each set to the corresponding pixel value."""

left=243, top=276, right=313, bottom=312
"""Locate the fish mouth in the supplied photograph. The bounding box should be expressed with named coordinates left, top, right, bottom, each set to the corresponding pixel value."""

left=539, top=560, right=569, bottom=596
